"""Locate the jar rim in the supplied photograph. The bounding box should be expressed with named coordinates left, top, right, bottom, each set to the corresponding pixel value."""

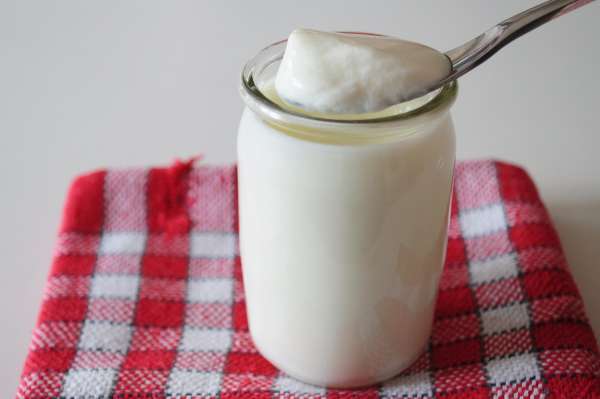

left=240, top=32, right=458, bottom=131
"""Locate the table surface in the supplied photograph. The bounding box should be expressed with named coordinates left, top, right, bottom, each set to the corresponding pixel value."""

left=1, top=1, right=599, bottom=396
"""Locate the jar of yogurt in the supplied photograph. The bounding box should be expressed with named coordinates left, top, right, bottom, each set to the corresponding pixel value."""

left=237, top=32, right=457, bottom=388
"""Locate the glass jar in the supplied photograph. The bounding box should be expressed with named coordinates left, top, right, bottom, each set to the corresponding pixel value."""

left=237, top=35, right=457, bottom=388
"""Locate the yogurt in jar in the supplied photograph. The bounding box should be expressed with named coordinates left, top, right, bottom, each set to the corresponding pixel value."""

left=237, top=30, right=457, bottom=388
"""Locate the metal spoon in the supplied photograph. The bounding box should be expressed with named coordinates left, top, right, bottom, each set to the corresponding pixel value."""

left=416, top=0, right=596, bottom=102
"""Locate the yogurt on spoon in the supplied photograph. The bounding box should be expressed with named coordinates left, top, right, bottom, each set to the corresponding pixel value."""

left=275, top=28, right=452, bottom=115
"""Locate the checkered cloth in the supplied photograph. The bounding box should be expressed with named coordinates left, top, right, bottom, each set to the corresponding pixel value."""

left=16, top=159, right=600, bottom=399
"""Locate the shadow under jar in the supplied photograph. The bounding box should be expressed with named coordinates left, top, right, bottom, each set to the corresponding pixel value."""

left=237, top=34, right=458, bottom=389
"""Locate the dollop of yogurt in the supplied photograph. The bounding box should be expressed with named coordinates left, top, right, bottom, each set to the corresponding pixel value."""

left=275, top=28, right=451, bottom=114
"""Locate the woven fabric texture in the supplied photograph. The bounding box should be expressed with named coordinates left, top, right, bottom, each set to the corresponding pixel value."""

left=16, top=160, right=600, bottom=398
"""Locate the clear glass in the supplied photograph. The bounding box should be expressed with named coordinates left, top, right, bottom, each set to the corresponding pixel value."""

left=237, top=35, right=457, bottom=388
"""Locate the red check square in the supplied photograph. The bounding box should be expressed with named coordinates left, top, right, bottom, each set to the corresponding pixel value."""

left=545, top=376, right=600, bottom=398
left=39, top=298, right=87, bottom=323
left=122, top=350, right=176, bottom=370
left=51, top=255, right=96, bottom=276
left=23, top=349, right=76, bottom=374
left=435, top=286, right=477, bottom=317
left=432, top=339, right=482, bottom=369
left=533, top=322, right=598, bottom=351
left=510, top=223, right=559, bottom=251
left=522, top=269, right=578, bottom=299
left=135, top=299, right=185, bottom=328
left=224, top=352, right=278, bottom=376
left=496, top=162, right=540, bottom=203
left=445, top=237, right=467, bottom=265
left=142, top=255, right=188, bottom=279
left=60, top=171, right=106, bottom=234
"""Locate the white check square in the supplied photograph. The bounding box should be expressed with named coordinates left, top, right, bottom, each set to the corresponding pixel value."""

left=275, top=376, right=325, bottom=395
left=79, top=321, right=132, bottom=352
left=62, top=368, right=116, bottom=396
left=482, top=303, right=530, bottom=335
left=460, top=204, right=506, bottom=238
left=470, top=253, right=519, bottom=284
left=90, top=275, right=139, bottom=299
left=190, top=232, right=237, bottom=258
left=486, top=353, right=540, bottom=385
left=180, top=327, right=232, bottom=352
left=99, top=232, right=146, bottom=255
left=382, top=372, right=433, bottom=397
left=167, top=370, right=221, bottom=394
left=187, top=279, right=233, bottom=303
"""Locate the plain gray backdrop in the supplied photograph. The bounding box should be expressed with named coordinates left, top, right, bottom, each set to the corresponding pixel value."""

left=1, top=1, right=599, bottom=396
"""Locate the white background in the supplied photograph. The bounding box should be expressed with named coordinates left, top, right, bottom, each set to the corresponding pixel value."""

left=1, top=1, right=599, bottom=395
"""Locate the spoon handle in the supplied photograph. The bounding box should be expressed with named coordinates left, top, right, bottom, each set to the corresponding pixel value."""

left=445, top=0, right=595, bottom=80
left=554, top=0, right=595, bottom=17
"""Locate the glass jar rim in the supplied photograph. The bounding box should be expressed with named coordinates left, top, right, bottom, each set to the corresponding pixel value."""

left=240, top=33, right=457, bottom=126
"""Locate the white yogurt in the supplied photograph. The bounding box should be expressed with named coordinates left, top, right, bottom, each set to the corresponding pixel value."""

left=275, top=29, right=451, bottom=114
left=237, top=32, right=457, bottom=388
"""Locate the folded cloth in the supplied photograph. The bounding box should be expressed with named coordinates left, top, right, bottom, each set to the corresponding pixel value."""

left=16, top=159, right=600, bottom=399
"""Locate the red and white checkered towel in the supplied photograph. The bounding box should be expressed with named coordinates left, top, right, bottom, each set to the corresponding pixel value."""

left=16, top=159, right=600, bottom=398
